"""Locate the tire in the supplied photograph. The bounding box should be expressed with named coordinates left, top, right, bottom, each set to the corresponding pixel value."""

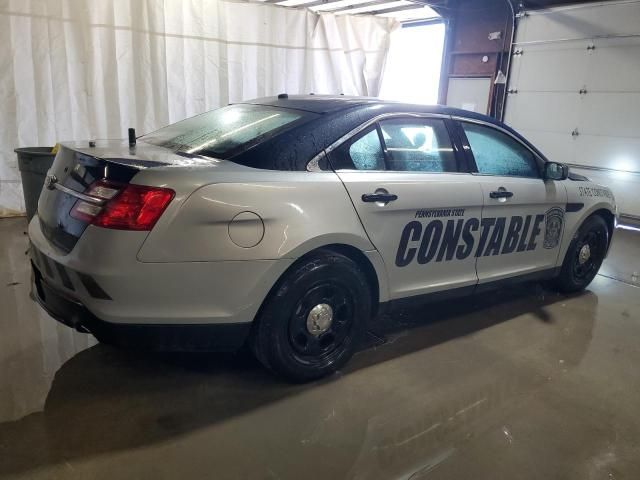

left=553, top=215, right=609, bottom=293
left=251, top=250, right=372, bottom=382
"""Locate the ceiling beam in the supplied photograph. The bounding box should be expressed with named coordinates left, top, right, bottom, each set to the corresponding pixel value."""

left=370, top=3, right=424, bottom=14
left=267, top=0, right=449, bottom=17
left=331, top=0, right=408, bottom=13
left=405, top=0, right=451, bottom=18
left=270, top=0, right=349, bottom=7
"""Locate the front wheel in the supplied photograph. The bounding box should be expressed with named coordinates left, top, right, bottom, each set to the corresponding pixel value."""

left=250, top=250, right=371, bottom=382
left=553, top=215, right=609, bottom=293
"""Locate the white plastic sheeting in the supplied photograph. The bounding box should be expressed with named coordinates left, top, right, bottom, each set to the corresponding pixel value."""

left=0, top=0, right=397, bottom=217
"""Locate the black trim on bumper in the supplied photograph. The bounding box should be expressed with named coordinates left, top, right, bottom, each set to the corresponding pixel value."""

left=31, top=263, right=251, bottom=352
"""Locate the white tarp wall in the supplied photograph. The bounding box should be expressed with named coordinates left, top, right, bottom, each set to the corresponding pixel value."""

left=504, top=0, right=640, bottom=218
left=0, top=0, right=397, bottom=217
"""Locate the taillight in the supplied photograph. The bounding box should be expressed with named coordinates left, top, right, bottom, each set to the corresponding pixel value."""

left=70, top=180, right=120, bottom=223
left=70, top=180, right=174, bottom=231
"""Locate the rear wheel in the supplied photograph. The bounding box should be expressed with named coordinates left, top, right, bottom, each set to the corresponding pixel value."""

left=554, top=215, right=609, bottom=293
left=251, top=250, right=371, bottom=382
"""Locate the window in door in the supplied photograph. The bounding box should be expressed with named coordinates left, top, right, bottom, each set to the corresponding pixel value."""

left=348, top=129, right=386, bottom=170
left=379, top=118, right=456, bottom=172
left=461, top=122, right=540, bottom=178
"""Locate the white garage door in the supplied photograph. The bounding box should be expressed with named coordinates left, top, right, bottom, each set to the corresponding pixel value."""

left=504, top=0, right=640, bottom=218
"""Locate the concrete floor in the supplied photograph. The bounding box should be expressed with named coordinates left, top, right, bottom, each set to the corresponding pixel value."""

left=1, top=217, right=639, bottom=480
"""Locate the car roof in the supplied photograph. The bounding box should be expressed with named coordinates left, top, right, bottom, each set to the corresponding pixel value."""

left=241, top=94, right=503, bottom=126
left=230, top=94, right=547, bottom=171
left=244, top=94, right=388, bottom=114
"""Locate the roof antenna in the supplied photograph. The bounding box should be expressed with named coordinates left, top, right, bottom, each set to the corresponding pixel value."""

left=128, top=128, right=136, bottom=154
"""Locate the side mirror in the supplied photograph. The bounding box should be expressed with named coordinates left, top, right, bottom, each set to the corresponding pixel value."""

left=544, top=162, right=569, bottom=181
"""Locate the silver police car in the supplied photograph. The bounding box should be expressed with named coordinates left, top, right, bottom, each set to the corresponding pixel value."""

left=29, top=95, right=617, bottom=381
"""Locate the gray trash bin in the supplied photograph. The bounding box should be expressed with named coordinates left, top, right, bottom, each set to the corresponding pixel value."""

left=15, top=147, right=56, bottom=222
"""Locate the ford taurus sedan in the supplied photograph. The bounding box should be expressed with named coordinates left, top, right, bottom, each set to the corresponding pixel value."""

left=29, top=95, right=617, bottom=381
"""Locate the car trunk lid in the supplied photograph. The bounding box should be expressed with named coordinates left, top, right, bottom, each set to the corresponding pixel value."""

left=37, top=141, right=214, bottom=253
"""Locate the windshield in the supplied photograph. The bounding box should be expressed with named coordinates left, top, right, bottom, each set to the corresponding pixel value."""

left=141, top=104, right=310, bottom=159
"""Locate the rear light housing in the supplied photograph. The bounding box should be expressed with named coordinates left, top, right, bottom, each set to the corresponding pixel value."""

left=70, top=180, right=174, bottom=231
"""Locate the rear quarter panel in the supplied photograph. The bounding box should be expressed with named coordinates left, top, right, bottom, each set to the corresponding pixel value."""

left=136, top=169, right=375, bottom=263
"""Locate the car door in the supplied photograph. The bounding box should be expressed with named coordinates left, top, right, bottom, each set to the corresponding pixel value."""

left=456, top=119, right=568, bottom=283
left=329, top=115, right=484, bottom=300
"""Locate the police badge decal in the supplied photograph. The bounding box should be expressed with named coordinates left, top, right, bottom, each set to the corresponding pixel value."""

left=543, top=207, right=564, bottom=249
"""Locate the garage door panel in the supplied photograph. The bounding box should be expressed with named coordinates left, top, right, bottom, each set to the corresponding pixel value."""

left=578, top=93, right=640, bottom=138
left=518, top=3, right=640, bottom=43
left=504, top=92, right=579, bottom=132
left=587, top=38, right=640, bottom=92
left=516, top=129, right=574, bottom=164
left=518, top=13, right=603, bottom=43
left=514, top=45, right=587, bottom=91
left=574, top=135, right=640, bottom=173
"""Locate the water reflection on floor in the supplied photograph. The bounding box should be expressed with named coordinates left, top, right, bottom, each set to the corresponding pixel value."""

left=1, top=217, right=639, bottom=479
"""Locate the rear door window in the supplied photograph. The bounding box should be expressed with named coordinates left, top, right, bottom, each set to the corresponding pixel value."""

left=348, top=129, right=386, bottom=170
left=379, top=118, right=456, bottom=172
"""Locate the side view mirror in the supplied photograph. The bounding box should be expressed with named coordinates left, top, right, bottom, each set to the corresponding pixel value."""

left=544, top=162, right=569, bottom=181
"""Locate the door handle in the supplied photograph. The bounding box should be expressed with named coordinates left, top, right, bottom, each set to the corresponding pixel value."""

left=489, top=190, right=514, bottom=199
left=362, top=192, right=398, bottom=203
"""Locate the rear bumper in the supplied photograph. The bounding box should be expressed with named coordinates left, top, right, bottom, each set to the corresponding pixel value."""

left=31, top=263, right=251, bottom=352
left=28, top=214, right=293, bottom=327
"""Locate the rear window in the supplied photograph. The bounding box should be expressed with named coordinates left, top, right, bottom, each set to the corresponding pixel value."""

left=141, top=104, right=312, bottom=159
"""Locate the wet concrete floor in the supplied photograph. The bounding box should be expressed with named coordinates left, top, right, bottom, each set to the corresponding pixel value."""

left=1, top=217, right=639, bottom=479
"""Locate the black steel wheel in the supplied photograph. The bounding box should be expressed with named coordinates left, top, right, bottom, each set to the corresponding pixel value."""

left=288, top=282, right=355, bottom=362
left=554, top=215, right=609, bottom=293
left=251, top=250, right=371, bottom=382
